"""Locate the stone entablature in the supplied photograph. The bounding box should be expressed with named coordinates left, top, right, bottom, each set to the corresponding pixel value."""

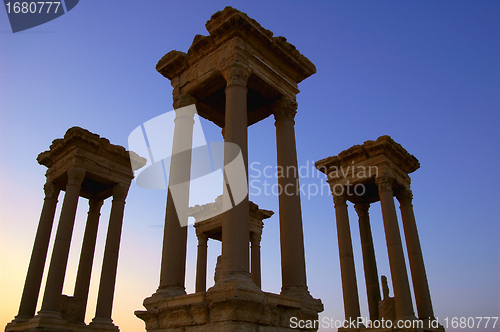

left=315, top=135, right=420, bottom=203
left=190, top=196, right=273, bottom=241
left=37, top=126, right=145, bottom=200
left=156, top=6, right=316, bottom=128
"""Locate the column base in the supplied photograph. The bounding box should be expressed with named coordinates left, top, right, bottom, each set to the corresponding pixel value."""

left=281, top=285, right=324, bottom=313
left=88, top=318, right=119, bottom=332
left=205, top=271, right=265, bottom=303
left=154, top=285, right=186, bottom=298
left=5, top=312, right=120, bottom=332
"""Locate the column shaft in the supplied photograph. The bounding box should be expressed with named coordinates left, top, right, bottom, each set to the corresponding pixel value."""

left=159, top=99, right=196, bottom=294
left=250, top=233, right=261, bottom=288
left=94, top=183, right=129, bottom=322
left=273, top=97, right=307, bottom=290
left=376, top=176, right=415, bottom=320
left=397, top=189, right=435, bottom=320
left=17, top=182, right=60, bottom=319
left=41, top=167, right=86, bottom=313
left=220, top=63, right=250, bottom=274
left=354, top=203, right=380, bottom=322
left=73, top=199, right=103, bottom=323
left=195, top=234, right=208, bottom=293
left=333, top=193, right=361, bottom=321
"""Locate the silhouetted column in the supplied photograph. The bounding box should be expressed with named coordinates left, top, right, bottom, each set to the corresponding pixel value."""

left=272, top=97, right=308, bottom=293
left=354, top=202, right=380, bottom=322
left=74, top=199, right=103, bottom=323
left=333, top=193, right=361, bottom=321
left=376, top=176, right=415, bottom=320
left=92, top=183, right=129, bottom=325
left=220, top=62, right=251, bottom=275
left=195, top=233, right=208, bottom=293
left=40, top=167, right=86, bottom=315
left=159, top=94, right=197, bottom=295
left=396, top=189, right=435, bottom=320
left=250, top=232, right=261, bottom=288
left=16, top=181, right=60, bottom=321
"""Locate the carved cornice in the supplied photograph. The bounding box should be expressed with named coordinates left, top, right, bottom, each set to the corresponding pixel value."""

left=354, top=202, right=370, bottom=217
left=272, top=97, right=298, bottom=122
left=396, top=188, right=413, bottom=206
left=37, top=127, right=147, bottom=173
left=220, top=62, right=251, bottom=86
left=376, top=176, right=394, bottom=193
left=315, top=135, right=420, bottom=177
left=205, top=6, right=316, bottom=83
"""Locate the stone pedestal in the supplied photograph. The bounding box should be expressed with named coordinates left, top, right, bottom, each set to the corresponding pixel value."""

left=136, top=290, right=320, bottom=332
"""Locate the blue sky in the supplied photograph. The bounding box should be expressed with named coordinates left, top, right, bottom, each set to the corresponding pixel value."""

left=1, top=1, right=499, bottom=331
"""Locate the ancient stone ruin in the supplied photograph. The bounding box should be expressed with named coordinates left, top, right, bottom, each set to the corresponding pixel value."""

left=134, top=6, right=323, bottom=332
left=5, top=7, right=445, bottom=332
left=315, top=135, right=444, bottom=331
left=5, top=127, right=145, bottom=332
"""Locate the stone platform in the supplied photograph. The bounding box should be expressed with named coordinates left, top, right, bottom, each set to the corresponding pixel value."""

left=135, top=288, right=321, bottom=332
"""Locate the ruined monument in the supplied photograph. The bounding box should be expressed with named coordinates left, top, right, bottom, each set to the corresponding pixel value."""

left=315, top=135, right=444, bottom=331
left=189, top=197, right=274, bottom=291
left=134, top=6, right=323, bottom=332
left=5, top=127, right=146, bottom=332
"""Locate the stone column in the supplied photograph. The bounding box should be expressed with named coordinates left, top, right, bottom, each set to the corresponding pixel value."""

left=354, top=202, right=380, bottom=322
left=376, top=176, right=415, bottom=320
left=396, top=189, right=435, bottom=320
left=195, top=233, right=208, bottom=293
left=159, top=94, right=197, bottom=296
left=40, top=167, right=86, bottom=315
left=16, top=181, right=60, bottom=321
left=73, top=199, right=103, bottom=323
left=272, top=97, right=308, bottom=293
left=92, top=183, right=129, bottom=325
left=250, top=232, right=261, bottom=288
left=333, top=193, right=361, bottom=321
left=220, top=62, right=251, bottom=275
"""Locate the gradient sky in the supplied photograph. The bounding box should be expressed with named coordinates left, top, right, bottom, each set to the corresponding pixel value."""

left=1, top=1, right=499, bottom=331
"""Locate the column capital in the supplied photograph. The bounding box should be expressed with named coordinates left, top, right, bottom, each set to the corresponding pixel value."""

left=112, top=183, right=129, bottom=202
left=89, top=198, right=104, bottom=210
left=250, top=232, right=261, bottom=243
left=272, top=97, right=298, bottom=122
left=354, top=202, right=370, bottom=217
left=375, top=176, right=394, bottom=193
left=197, top=233, right=208, bottom=243
left=43, top=181, right=60, bottom=199
left=67, top=167, right=86, bottom=186
left=333, top=193, right=347, bottom=207
left=396, top=189, right=413, bottom=206
left=173, top=94, right=197, bottom=110
left=220, top=62, right=251, bottom=87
